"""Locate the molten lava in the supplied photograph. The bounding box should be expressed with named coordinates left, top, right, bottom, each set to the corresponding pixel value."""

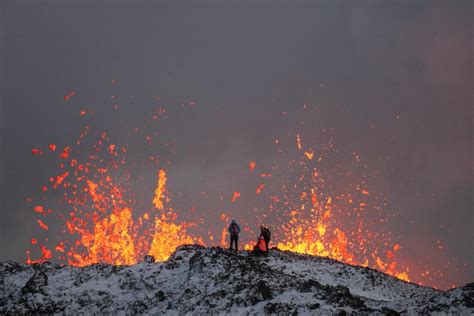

left=152, top=170, right=167, bottom=210
left=25, top=89, right=450, bottom=288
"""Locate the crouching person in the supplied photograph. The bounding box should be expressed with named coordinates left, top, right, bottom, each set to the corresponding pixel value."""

left=253, top=237, right=268, bottom=256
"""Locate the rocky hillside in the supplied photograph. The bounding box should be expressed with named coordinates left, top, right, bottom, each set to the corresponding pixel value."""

left=0, top=245, right=472, bottom=314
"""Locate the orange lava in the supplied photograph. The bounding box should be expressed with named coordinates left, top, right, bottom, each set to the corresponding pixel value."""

left=231, top=191, right=241, bottom=203
left=249, top=161, right=256, bottom=171
left=27, top=129, right=411, bottom=284
left=25, top=96, right=451, bottom=288
left=152, top=169, right=167, bottom=210
left=37, top=219, right=49, bottom=230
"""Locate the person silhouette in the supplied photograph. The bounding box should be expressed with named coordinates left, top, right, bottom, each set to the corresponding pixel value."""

left=259, top=226, right=271, bottom=251
left=228, top=219, right=241, bottom=251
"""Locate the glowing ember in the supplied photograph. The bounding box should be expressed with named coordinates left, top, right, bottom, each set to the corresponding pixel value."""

left=27, top=246, right=52, bottom=264
left=37, top=219, right=49, bottom=230
left=59, top=146, right=71, bottom=159
left=63, top=90, right=76, bottom=100
left=31, top=149, right=43, bottom=155
left=304, top=151, right=314, bottom=160
left=34, top=205, right=46, bottom=215
left=231, top=191, right=241, bottom=203
left=296, top=134, right=302, bottom=150
left=249, top=161, right=256, bottom=171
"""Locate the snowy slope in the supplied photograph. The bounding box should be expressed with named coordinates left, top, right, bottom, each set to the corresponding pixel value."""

left=0, top=245, right=472, bottom=315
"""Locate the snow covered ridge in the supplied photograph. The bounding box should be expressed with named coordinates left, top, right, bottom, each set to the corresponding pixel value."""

left=0, top=245, right=472, bottom=315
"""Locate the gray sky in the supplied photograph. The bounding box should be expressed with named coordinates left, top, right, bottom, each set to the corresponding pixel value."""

left=0, top=1, right=472, bottom=289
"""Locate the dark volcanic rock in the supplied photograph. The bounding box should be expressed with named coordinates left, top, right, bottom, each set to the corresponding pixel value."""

left=299, top=278, right=323, bottom=292
left=307, top=303, right=321, bottom=310
left=380, top=306, right=400, bottom=315
left=264, top=302, right=297, bottom=315
left=326, top=285, right=367, bottom=310
left=461, top=282, right=474, bottom=308
left=249, top=280, right=273, bottom=304
left=0, top=245, right=472, bottom=314
left=22, top=270, right=48, bottom=295
left=155, top=290, right=166, bottom=301
left=188, top=252, right=205, bottom=273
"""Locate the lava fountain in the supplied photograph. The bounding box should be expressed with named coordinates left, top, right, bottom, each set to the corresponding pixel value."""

left=26, top=87, right=452, bottom=288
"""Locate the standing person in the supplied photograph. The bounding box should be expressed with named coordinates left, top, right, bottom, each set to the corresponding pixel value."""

left=228, top=219, right=241, bottom=251
left=260, top=226, right=271, bottom=251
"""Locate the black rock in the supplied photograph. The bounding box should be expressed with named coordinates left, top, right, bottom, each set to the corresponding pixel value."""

left=255, top=280, right=273, bottom=301
left=307, top=303, right=320, bottom=310
left=129, top=300, right=148, bottom=313
left=381, top=306, right=400, bottom=315
left=325, top=285, right=366, bottom=309
left=264, top=302, right=296, bottom=314
left=22, top=271, right=48, bottom=295
left=335, top=309, right=347, bottom=316
left=299, top=279, right=323, bottom=292
left=461, top=282, right=474, bottom=308
left=155, top=290, right=166, bottom=301
left=189, top=253, right=205, bottom=273
left=74, top=270, right=92, bottom=286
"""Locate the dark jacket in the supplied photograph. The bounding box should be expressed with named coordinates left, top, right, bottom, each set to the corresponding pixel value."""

left=260, top=228, right=271, bottom=241
left=228, top=221, right=241, bottom=235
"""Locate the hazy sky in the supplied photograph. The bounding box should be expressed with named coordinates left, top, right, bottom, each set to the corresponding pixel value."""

left=0, top=1, right=472, bottom=289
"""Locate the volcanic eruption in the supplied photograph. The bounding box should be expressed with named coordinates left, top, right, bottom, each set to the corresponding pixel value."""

left=23, top=85, right=459, bottom=290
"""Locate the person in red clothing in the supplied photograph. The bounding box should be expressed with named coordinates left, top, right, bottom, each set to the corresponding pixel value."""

left=259, top=226, right=271, bottom=251
left=253, top=236, right=268, bottom=256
